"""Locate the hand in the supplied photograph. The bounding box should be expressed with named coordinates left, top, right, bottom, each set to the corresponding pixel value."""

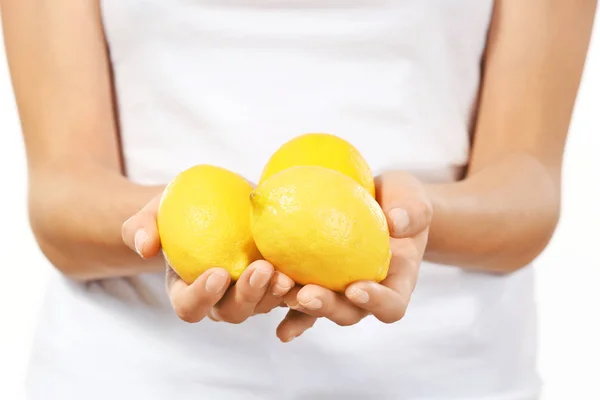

left=122, top=193, right=295, bottom=324
left=276, top=170, right=432, bottom=342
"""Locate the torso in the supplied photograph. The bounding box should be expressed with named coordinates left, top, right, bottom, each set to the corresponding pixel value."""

left=25, top=1, right=541, bottom=399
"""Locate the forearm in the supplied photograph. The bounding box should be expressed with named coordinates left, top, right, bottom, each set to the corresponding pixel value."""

left=423, top=0, right=597, bottom=273
left=29, top=164, right=165, bottom=280
left=2, top=0, right=165, bottom=280
left=424, top=153, right=559, bottom=273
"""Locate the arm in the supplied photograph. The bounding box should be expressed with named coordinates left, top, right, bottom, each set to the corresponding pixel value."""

left=2, top=1, right=295, bottom=323
left=1, top=0, right=163, bottom=280
left=276, top=0, right=597, bottom=341
left=425, top=0, right=597, bottom=273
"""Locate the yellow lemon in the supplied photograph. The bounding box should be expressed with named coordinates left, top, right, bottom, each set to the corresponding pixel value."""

left=260, top=133, right=376, bottom=197
left=157, top=165, right=261, bottom=284
left=251, top=166, right=391, bottom=292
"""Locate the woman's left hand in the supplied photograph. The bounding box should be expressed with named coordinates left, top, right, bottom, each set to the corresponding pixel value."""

left=276, top=170, right=432, bottom=342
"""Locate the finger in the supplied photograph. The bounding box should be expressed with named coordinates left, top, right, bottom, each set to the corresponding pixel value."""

left=253, top=294, right=285, bottom=315
left=271, top=271, right=296, bottom=297
left=213, top=260, right=274, bottom=324
left=375, top=172, right=432, bottom=238
left=345, top=239, right=421, bottom=324
left=122, top=194, right=163, bottom=258
left=282, top=286, right=305, bottom=311
left=293, top=285, right=367, bottom=326
left=206, top=308, right=221, bottom=322
left=167, top=266, right=231, bottom=323
left=385, top=200, right=432, bottom=239
left=254, top=271, right=295, bottom=314
left=276, top=309, right=318, bottom=343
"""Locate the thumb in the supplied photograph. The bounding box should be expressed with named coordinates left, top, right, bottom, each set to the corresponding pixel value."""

left=376, top=171, right=433, bottom=239
left=386, top=202, right=431, bottom=238
left=122, top=193, right=163, bottom=258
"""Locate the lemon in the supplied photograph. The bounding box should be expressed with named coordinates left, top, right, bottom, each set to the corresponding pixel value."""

left=157, top=165, right=261, bottom=284
left=251, top=166, right=391, bottom=292
left=260, top=133, right=376, bottom=197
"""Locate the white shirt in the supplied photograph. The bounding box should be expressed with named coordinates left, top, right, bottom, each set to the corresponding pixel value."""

left=25, top=1, right=541, bottom=399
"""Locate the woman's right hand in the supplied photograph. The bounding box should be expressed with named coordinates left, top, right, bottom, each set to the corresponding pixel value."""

left=122, top=194, right=295, bottom=324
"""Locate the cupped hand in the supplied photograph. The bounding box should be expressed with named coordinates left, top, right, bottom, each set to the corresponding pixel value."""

left=122, top=193, right=295, bottom=324
left=277, top=170, right=432, bottom=342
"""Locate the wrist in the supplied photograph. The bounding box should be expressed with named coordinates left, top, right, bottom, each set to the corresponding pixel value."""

left=421, top=180, right=467, bottom=264
left=30, top=167, right=166, bottom=280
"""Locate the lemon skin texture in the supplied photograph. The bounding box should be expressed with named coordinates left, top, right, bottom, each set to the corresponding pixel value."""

left=157, top=165, right=261, bottom=284
left=251, top=166, right=391, bottom=292
left=259, top=133, right=376, bottom=198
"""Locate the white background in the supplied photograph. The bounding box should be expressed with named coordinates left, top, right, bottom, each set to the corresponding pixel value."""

left=1, top=12, right=599, bottom=400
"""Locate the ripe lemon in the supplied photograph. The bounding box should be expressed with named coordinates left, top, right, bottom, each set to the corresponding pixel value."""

left=157, top=165, right=261, bottom=284
left=259, top=133, right=376, bottom=197
left=251, top=166, right=391, bottom=292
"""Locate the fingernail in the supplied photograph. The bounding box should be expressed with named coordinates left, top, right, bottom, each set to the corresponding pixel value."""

left=249, top=265, right=273, bottom=289
left=208, top=308, right=222, bottom=322
left=348, top=288, right=370, bottom=304
left=273, top=282, right=293, bottom=296
left=301, top=297, right=323, bottom=310
left=205, top=271, right=228, bottom=293
left=286, top=300, right=303, bottom=310
left=389, top=208, right=410, bottom=235
left=134, top=229, right=148, bottom=257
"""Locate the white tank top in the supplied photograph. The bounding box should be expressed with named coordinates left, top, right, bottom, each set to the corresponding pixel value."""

left=25, top=1, right=541, bottom=399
